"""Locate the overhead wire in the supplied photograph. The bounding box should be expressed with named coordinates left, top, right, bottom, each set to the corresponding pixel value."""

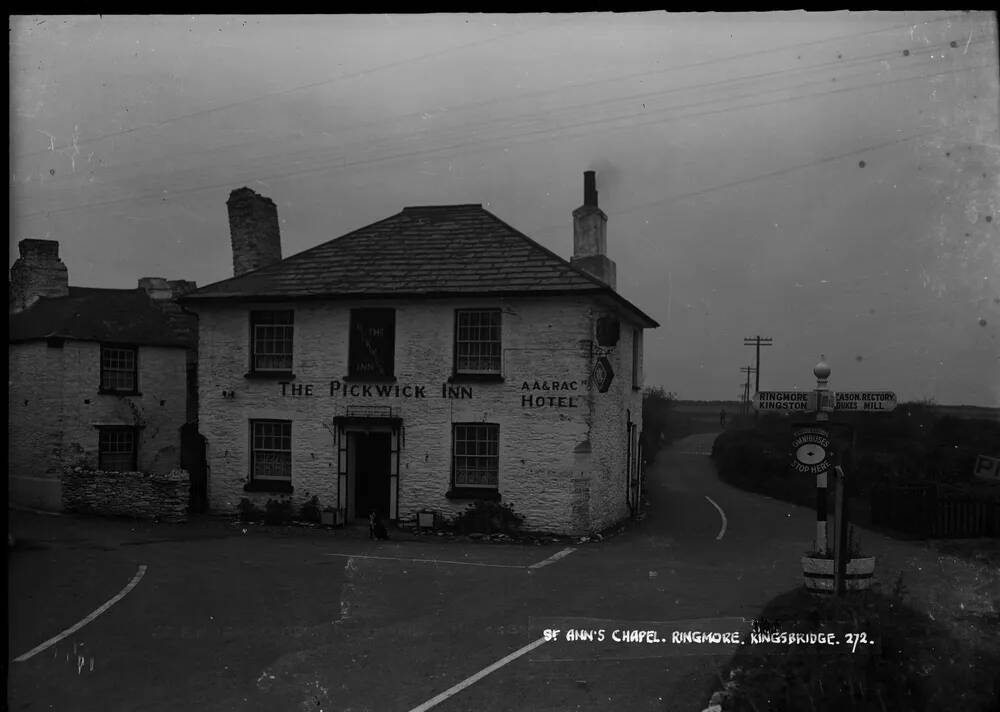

left=11, top=18, right=574, bottom=161
left=12, top=12, right=973, bottom=165
left=30, top=32, right=971, bottom=192
left=16, top=32, right=990, bottom=212
left=14, top=54, right=990, bottom=223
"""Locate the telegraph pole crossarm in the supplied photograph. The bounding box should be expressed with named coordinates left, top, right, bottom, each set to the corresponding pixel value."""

left=743, top=336, right=773, bottom=395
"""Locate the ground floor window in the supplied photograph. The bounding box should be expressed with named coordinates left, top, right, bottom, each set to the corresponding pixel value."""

left=98, top=426, right=136, bottom=471
left=250, top=420, right=292, bottom=485
left=452, top=423, right=499, bottom=489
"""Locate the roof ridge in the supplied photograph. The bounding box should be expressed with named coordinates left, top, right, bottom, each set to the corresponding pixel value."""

left=402, top=203, right=483, bottom=211
left=186, top=210, right=408, bottom=295
left=477, top=210, right=614, bottom=292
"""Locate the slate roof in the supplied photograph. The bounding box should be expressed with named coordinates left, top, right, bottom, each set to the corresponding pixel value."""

left=183, top=204, right=657, bottom=327
left=9, top=287, right=196, bottom=348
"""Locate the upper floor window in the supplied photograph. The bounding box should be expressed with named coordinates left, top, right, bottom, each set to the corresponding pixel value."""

left=251, top=310, right=294, bottom=373
left=632, top=328, right=642, bottom=389
left=454, top=309, right=501, bottom=375
left=100, top=345, right=138, bottom=393
left=349, top=309, right=395, bottom=380
left=452, top=423, right=499, bottom=489
left=98, top=426, right=136, bottom=471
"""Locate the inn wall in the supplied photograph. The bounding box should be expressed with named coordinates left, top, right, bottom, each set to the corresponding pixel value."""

left=197, top=295, right=644, bottom=534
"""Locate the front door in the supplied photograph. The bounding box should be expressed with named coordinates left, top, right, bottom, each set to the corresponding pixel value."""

left=354, top=432, right=391, bottom=520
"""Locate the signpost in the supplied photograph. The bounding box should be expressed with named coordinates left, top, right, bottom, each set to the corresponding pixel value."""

left=752, top=390, right=897, bottom=413
left=833, top=391, right=897, bottom=412
left=752, top=390, right=816, bottom=412
left=752, top=357, right=896, bottom=594
left=973, top=455, right=1000, bottom=482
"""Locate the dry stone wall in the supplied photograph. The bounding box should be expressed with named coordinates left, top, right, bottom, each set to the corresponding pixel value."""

left=62, top=466, right=189, bottom=522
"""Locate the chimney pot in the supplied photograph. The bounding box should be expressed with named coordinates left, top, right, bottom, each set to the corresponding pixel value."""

left=584, top=170, right=598, bottom=207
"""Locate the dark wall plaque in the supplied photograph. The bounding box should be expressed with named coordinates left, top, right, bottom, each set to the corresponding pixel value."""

left=349, top=309, right=395, bottom=379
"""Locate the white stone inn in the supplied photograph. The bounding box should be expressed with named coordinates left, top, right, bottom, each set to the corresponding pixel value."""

left=182, top=173, right=658, bottom=535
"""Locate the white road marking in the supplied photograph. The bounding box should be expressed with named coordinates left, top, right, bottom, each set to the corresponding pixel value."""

left=323, top=553, right=524, bottom=569
left=14, top=564, right=148, bottom=663
left=528, top=547, right=576, bottom=569
left=335, top=557, right=355, bottom=624
left=407, top=637, right=548, bottom=712
left=704, top=496, right=727, bottom=541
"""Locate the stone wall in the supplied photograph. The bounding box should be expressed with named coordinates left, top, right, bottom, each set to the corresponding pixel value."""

left=9, top=339, right=190, bottom=512
left=62, top=467, right=189, bottom=522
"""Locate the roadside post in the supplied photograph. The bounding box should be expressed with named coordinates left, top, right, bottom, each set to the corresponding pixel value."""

left=833, top=465, right=849, bottom=596
left=812, top=358, right=834, bottom=554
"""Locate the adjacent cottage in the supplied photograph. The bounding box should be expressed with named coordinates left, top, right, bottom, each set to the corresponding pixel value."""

left=8, top=239, right=198, bottom=515
left=183, top=173, right=658, bottom=534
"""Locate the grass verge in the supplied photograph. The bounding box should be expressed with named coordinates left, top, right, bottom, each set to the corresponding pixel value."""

left=710, top=585, right=1000, bottom=712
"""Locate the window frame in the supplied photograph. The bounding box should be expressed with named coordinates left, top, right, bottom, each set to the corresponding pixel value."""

left=347, top=308, right=396, bottom=381
left=99, top=344, right=139, bottom=395
left=453, top=308, right=502, bottom=379
left=97, top=425, right=137, bottom=472
left=247, top=419, right=293, bottom=492
left=249, top=310, right=295, bottom=376
left=451, top=422, right=500, bottom=491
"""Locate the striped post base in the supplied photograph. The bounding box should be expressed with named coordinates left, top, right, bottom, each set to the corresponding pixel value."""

left=802, top=556, right=876, bottom=594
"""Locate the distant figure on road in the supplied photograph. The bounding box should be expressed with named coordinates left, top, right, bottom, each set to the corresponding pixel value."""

left=720, top=409, right=727, bottom=428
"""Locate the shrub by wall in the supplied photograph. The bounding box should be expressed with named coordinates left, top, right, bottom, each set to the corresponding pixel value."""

left=62, top=467, right=189, bottom=522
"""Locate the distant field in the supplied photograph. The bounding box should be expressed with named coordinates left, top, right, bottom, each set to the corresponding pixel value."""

left=672, top=401, right=742, bottom=416
left=931, top=405, right=1000, bottom=421
left=671, top=401, right=1000, bottom=422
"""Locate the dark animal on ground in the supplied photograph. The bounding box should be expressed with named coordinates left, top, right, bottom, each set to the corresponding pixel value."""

left=369, top=511, right=389, bottom=540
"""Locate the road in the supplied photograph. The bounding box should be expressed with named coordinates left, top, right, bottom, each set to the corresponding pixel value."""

left=9, top=432, right=993, bottom=711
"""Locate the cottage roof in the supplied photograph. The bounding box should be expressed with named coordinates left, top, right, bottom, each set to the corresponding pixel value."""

left=9, top=287, right=196, bottom=348
left=183, top=204, right=658, bottom=327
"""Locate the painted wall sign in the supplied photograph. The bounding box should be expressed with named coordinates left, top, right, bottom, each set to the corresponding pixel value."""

left=348, top=309, right=395, bottom=379
left=521, top=395, right=579, bottom=408
left=279, top=381, right=472, bottom=399
left=519, top=380, right=585, bottom=408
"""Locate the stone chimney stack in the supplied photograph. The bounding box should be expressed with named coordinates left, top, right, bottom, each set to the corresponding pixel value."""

left=138, top=277, right=198, bottom=300
left=227, top=187, right=282, bottom=277
left=571, top=171, right=616, bottom=290
left=9, top=239, right=70, bottom=313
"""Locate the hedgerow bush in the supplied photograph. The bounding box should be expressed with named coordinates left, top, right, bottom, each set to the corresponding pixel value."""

left=263, top=498, right=294, bottom=525
left=452, top=500, right=524, bottom=535
left=237, top=498, right=263, bottom=523
left=299, top=495, right=321, bottom=523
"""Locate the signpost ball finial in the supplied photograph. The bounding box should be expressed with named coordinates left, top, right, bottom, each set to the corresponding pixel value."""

left=814, top=356, right=831, bottom=380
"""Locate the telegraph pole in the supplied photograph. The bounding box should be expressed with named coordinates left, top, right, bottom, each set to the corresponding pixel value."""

left=740, top=365, right=756, bottom=415
left=743, top=336, right=773, bottom=395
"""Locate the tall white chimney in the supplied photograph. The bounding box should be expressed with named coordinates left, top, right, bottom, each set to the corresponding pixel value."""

left=571, top=171, right=616, bottom=290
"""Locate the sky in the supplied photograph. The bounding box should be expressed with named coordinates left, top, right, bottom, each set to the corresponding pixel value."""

left=9, top=12, right=1000, bottom=407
